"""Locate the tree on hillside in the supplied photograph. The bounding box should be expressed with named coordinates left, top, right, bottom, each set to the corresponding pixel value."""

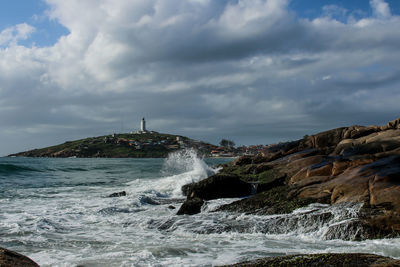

left=219, top=139, right=235, bottom=148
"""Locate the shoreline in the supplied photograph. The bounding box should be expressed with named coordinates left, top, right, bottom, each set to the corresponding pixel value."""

left=177, top=118, right=400, bottom=240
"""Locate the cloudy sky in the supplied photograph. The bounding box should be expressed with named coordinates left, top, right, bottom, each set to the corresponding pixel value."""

left=1, top=0, right=400, bottom=156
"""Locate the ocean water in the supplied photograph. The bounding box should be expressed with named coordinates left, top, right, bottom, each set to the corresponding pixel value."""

left=0, top=149, right=399, bottom=267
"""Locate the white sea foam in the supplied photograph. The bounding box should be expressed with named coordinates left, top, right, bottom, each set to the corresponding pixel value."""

left=1, top=157, right=400, bottom=267
left=126, top=148, right=219, bottom=197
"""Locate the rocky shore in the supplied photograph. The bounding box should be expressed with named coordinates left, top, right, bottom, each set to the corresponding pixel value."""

left=3, top=118, right=400, bottom=266
left=178, top=118, right=400, bottom=240
left=219, top=253, right=400, bottom=267
left=0, top=247, right=39, bottom=267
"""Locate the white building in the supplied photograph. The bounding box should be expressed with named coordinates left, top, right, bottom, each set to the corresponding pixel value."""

left=140, top=117, right=146, bottom=132
left=133, top=117, right=155, bottom=134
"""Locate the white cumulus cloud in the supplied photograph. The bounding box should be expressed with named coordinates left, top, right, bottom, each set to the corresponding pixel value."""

left=0, top=23, right=35, bottom=46
left=370, top=0, right=391, bottom=18
left=0, top=0, right=400, bottom=155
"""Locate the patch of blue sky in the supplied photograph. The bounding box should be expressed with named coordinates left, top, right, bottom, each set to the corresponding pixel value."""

left=0, top=0, right=69, bottom=47
left=290, top=0, right=400, bottom=22
left=1, top=0, right=400, bottom=48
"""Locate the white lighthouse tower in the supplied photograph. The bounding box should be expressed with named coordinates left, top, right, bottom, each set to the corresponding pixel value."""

left=140, top=117, right=146, bottom=132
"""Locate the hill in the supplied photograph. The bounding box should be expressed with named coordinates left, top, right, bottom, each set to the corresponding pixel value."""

left=8, top=132, right=218, bottom=158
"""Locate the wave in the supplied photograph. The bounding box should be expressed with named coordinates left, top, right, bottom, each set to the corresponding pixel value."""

left=160, top=148, right=218, bottom=196
left=127, top=148, right=219, bottom=197
left=0, top=163, right=42, bottom=174
left=161, top=148, right=216, bottom=177
left=148, top=201, right=367, bottom=240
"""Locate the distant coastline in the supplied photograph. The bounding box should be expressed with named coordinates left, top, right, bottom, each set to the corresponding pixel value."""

left=8, top=132, right=214, bottom=158
left=8, top=132, right=252, bottom=159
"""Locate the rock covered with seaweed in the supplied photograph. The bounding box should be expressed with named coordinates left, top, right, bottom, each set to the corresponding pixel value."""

left=178, top=118, right=400, bottom=240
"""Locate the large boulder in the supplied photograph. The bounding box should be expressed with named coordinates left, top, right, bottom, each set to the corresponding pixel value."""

left=177, top=197, right=204, bottom=215
left=298, top=127, right=348, bottom=151
left=334, top=129, right=400, bottom=156
left=0, top=247, right=39, bottom=267
left=181, top=174, right=252, bottom=200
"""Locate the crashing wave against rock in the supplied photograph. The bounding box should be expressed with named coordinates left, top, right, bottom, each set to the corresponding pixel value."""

left=178, top=118, right=400, bottom=240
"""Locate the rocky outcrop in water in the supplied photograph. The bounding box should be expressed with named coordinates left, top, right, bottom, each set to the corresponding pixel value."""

left=181, top=174, right=252, bottom=200
left=221, top=253, right=400, bottom=267
left=177, top=197, right=204, bottom=215
left=178, top=118, right=400, bottom=239
left=108, top=191, right=127, bottom=197
left=0, top=247, right=39, bottom=267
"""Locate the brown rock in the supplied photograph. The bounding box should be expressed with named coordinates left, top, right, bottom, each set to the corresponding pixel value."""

left=286, top=155, right=327, bottom=176
left=190, top=118, right=400, bottom=237
left=387, top=118, right=400, bottom=129
left=289, top=168, right=309, bottom=184
left=220, top=253, right=400, bottom=267
left=298, top=165, right=371, bottom=204
left=330, top=159, right=373, bottom=176
left=368, top=156, right=400, bottom=212
left=307, top=163, right=333, bottom=177
left=311, top=127, right=347, bottom=149
left=0, top=247, right=39, bottom=267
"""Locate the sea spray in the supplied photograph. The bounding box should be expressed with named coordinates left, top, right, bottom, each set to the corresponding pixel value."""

left=126, top=148, right=219, bottom=197
left=162, top=148, right=217, bottom=177
left=2, top=157, right=400, bottom=267
left=159, top=148, right=218, bottom=196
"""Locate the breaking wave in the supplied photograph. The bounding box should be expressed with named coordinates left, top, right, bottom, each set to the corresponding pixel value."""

left=127, top=148, right=219, bottom=197
left=3, top=157, right=400, bottom=267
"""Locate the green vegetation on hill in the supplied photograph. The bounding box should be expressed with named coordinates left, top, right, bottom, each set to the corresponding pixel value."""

left=9, top=132, right=217, bottom=158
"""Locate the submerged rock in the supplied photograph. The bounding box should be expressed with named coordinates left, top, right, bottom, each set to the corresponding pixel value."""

left=108, top=191, right=127, bottom=197
left=177, top=197, right=204, bottom=215
left=221, top=253, right=400, bottom=267
left=139, top=196, right=159, bottom=205
left=0, top=247, right=39, bottom=267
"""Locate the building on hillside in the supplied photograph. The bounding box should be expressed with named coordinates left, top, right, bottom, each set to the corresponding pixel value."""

left=140, top=117, right=146, bottom=132
left=133, top=117, right=156, bottom=134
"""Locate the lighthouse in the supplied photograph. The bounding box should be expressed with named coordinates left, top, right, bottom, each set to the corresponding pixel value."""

left=140, top=117, right=146, bottom=132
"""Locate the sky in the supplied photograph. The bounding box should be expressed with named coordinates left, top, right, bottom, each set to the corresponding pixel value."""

left=1, top=0, right=400, bottom=156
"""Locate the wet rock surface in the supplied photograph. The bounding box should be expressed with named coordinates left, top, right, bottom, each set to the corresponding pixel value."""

left=0, top=247, right=39, bottom=267
left=181, top=173, right=252, bottom=200
left=179, top=118, right=400, bottom=239
left=108, top=191, right=127, bottom=197
left=221, top=253, right=400, bottom=267
left=176, top=197, right=204, bottom=215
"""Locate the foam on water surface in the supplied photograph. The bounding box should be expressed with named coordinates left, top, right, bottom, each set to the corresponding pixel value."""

left=0, top=154, right=399, bottom=267
left=127, top=148, right=219, bottom=197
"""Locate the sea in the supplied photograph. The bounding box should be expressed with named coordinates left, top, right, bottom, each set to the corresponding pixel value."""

left=0, top=149, right=399, bottom=267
